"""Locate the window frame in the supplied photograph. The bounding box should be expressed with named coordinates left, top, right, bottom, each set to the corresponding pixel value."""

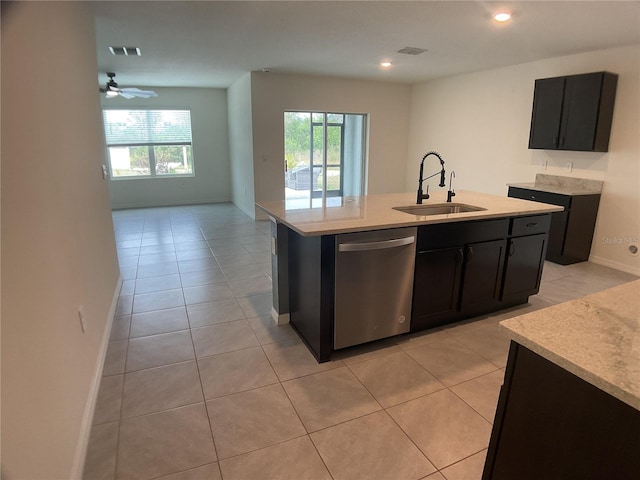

left=103, top=108, right=195, bottom=180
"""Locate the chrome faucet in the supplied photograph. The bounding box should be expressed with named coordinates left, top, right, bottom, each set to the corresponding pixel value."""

left=447, top=171, right=456, bottom=203
left=417, top=151, right=446, bottom=204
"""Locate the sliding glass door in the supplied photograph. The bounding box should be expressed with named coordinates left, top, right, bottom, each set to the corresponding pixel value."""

left=285, top=111, right=366, bottom=206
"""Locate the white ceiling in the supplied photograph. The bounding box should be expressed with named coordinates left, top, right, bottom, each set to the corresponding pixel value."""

left=92, top=1, right=640, bottom=89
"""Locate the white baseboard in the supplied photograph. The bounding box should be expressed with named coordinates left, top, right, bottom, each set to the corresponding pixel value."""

left=589, top=255, right=640, bottom=277
left=111, top=198, right=230, bottom=210
left=70, top=274, right=123, bottom=479
left=271, top=307, right=290, bottom=325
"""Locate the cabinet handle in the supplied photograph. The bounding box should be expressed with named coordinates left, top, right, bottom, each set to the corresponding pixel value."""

left=509, top=242, right=515, bottom=257
left=457, top=248, right=464, bottom=264
left=467, top=245, right=474, bottom=262
left=526, top=222, right=538, bottom=227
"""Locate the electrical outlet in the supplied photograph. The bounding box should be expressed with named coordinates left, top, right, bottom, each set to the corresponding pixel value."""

left=101, top=164, right=109, bottom=179
left=78, top=306, right=87, bottom=333
left=565, top=161, right=573, bottom=172
left=541, top=159, right=548, bottom=170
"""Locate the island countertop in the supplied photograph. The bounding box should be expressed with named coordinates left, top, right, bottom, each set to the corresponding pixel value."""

left=256, top=190, right=563, bottom=236
left=500, top=279, right=640, bottom=410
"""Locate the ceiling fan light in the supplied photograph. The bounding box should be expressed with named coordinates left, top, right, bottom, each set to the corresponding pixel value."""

left=106, top=90, right=119, bottom=97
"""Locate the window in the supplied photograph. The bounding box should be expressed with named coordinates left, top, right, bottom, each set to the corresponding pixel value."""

left=103, top=109, right=194, bottom=178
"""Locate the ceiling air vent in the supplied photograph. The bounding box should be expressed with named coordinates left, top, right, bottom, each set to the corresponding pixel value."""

left=108, top=46, right=141, bottom=56
left=397, top=46, right=428, bottom=55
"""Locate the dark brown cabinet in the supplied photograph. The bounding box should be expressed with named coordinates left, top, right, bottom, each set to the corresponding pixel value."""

left=483, top=343, right=640, bottom=480
left=501, top=214, right=550, bottom=302
left=411, top=219, right=510, bottom=332
left=528, top=71, right=617, bottom=152
left=459, top=240, right=506, bottom=315
left=508, top=187, right=600, bottom=265
left=412, top=246, right=463, bottom=330
left=502, top=234, right=547, bottom=302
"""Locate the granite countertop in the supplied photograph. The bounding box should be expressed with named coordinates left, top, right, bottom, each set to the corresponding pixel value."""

left=256, top=190, right=562, bottom=236
left=508, top=173, right=604, bottom=196
left=500, top=280, right=640, bottom=410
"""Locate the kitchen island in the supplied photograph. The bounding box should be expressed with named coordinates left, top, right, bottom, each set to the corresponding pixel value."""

left=483, top=279, right=640, bottom=479
left=258, top=190, right=562, bottom=362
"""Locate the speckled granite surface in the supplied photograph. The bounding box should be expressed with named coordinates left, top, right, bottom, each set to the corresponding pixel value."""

left=509, top=173, right=603, bottom=196
left=500, top=279, right=640, bottom=410
left=257, top=190, right=562, bottom=236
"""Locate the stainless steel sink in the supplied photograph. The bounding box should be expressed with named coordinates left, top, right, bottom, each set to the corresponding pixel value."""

left=393, top=203, right=487, bottom=216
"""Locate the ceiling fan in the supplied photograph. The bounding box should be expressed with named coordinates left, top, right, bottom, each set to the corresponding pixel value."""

left=100, top=72, right=157, bottom=99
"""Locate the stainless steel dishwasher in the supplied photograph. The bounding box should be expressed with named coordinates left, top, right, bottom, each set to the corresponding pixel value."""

left=334, top=227, right=417, bottom=349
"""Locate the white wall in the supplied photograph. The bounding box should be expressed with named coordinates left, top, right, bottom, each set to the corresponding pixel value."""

left=103, top=87, right=231, bottom=209
left=1, top=2, right=121, bottom=477
left=228, top=73, right=256, bottom=218
left=250, top=72, right=412, bottom=218
left=408, top=44, right=640, bottom=275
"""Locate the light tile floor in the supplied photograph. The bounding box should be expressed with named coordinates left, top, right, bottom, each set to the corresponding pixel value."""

left=84, top=203, right=638, bottom=480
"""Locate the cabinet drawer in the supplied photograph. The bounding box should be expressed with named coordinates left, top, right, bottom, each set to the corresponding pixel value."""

left=510, top=214, right=551, bottom=237
left=417, top=219, right=508, bottom=251
left=508, top=187, right=571, bottom=208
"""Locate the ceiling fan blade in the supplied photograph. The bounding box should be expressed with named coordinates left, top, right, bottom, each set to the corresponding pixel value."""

left=120, top=88, right=158, bottom=98
left=118, top=91, right=137, bottom=99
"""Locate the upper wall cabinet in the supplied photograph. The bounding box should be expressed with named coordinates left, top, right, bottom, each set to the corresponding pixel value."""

left=528, top=71, right=618, bottom=152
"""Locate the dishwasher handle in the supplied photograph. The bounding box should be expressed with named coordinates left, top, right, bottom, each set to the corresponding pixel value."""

left=338, top=236, right=415, bottom=252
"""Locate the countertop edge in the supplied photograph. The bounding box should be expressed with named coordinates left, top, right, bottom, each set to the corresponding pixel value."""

left=261, top=207, right=561, bottom=237
left=257, top=191, right=563, bottom=237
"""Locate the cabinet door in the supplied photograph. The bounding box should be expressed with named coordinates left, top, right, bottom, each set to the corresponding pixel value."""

left=460, top=239, right=506, bottom=315
left=528, top=77, right=565, bottom=149
left=560, top=73, right=603, bottom=151
left=501, top=234, right=547, bottom=302
left=546, top=210, right=569, bottom=260
left=412, top=247, right=463, bottom=332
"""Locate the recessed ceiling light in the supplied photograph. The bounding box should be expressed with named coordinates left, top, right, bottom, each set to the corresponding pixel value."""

left=494, top=12, right=512, bottom=22
left=380, top=61, right=392, bottom=68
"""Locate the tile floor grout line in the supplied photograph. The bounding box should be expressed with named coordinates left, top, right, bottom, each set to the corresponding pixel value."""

left=447, top=385, right=497, bottom=426
left=189, top=327, right=222, bottom=471
left=436, top=447, right=490, bottom=477
left=382, top=401, right=440, bottom=474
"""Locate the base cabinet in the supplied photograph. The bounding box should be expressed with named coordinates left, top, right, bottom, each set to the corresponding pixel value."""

left=501, top=234, right=547, bottom=301
left=412, top=246, right=464, bottom=331
left=508, top=186, right=600, bottom=265
left=459, top=240, right=506, bottom=315
left=411, top=220, right=509, bottom=332
left=483, top=343, right=640, bottom=480
left=412, top=215, right=550, bottom=333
